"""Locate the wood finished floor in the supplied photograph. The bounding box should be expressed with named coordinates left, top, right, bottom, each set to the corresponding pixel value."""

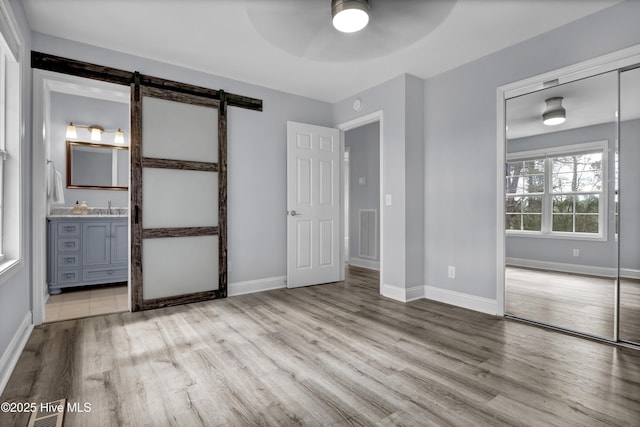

left=2, top=266, right=640, bottom=426
left=506, top=266, right=640, bottom=343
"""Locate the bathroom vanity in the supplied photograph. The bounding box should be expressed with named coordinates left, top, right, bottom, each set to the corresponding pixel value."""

left=47, top=215, right=128, bottom=294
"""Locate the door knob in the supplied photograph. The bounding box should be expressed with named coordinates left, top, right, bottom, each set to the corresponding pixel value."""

left=290, top=210, right=300, bottom=216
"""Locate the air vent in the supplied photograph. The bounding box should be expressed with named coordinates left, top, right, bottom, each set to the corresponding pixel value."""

left=27, top=399, right=65, bottom=427
left=359, top=209, right=377, bottom=259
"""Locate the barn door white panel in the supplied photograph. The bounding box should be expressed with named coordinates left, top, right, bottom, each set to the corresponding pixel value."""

left=287, top=121, right=341, bottom=288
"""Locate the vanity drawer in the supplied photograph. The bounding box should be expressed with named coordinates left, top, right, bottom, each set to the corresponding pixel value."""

left=57, top=269, right=81, bottom=284
left=57, top=253, right=80, bottom=268
left=57, top=238, right=80, bottom=252
left=57, top=222, right=81, bottom=237
left=83, top=266, right=128, bottom=282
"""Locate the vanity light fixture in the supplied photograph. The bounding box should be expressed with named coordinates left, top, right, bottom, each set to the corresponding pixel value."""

left=88, top=125, right=104, bottom=142
left=66, top=122, right=126, bottom=144
left=332, top=0, right=370, bottom=33
left=542, top=97, right=566, bottom=126
left=114, top=128, right=125, bottom=145
left=66, top=122, right=78, bottom=139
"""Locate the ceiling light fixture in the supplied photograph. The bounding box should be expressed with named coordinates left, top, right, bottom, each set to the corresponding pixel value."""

left=542, top=97, right=566, bottom=126
left=66, top=122, right=126, bottom=144
left=332, top=0, right=370, bottom=33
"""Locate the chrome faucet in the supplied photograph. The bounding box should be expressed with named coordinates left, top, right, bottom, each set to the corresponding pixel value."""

left=108, top=199, right=112, bottom=215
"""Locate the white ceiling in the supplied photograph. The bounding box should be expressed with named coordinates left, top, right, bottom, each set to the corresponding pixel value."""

left=21, top=0, right=622, bottom=103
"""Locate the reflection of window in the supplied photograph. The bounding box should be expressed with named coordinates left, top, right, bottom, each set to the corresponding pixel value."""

left=506, top=141, right=607, bottom=239
left=551, top=153, right=602, bottom=233
left=506, top=159, right=544, bottom=231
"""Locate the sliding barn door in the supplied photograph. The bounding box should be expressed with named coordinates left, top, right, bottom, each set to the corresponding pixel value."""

left=131, top=75, right=227, bottom=311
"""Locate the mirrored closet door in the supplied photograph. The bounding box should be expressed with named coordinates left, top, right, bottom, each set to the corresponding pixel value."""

left=619, top=65, right=640, bottom=345
left=504, top=71, right=619, bottom=340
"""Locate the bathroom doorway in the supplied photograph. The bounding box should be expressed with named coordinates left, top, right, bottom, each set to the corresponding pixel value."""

left=32, top=70, right=131, bottom=324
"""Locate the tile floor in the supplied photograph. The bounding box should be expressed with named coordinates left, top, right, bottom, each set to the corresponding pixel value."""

left=45, top=284, right=128, bottom=323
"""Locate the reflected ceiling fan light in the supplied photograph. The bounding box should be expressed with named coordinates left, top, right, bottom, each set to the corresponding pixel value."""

left=542, top=97, right=566, bottom=126
left=332, top=0, right=370, bottom=33
left=88, top=124, right=104, bottom=141
left=66, top=122, right=78, bottom=139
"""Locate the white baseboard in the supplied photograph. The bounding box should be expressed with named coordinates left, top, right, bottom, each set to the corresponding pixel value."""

left=620, top=268, right=640, bottom=279
left=0, top=311, right=33, bottom=395
left=405, top=285, right=425, bottom=302
left=424, top=286, right=500, bottom=315
left=506, top=257, right=617, bottom=278
left=349, top=257, right=380, bottom=271
left=228, top=276, right=286, bottom=297
left=381, top=283, right=424, bottom=302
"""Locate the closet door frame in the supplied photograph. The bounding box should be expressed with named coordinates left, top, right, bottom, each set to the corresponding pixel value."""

left=496, top=45, right=640, bottom=346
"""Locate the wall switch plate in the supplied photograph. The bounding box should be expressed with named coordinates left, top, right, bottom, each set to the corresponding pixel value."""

left=573, top=249, right=579, bottom=257
left=385, top=194, right=392, bottom=206
left=448, top=266, right=456, bottom=279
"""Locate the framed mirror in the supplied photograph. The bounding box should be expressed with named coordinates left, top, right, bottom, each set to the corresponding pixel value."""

left=66, top=140, right=129, bottom=190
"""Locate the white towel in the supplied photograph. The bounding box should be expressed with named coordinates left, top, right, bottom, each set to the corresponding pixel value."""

left=47, top=162, right=53, bottom=198
left=52, top=170, right=65, bottom=205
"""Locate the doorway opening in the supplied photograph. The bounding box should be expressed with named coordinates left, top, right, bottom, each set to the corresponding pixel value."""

left=338, top=111, right=383, bottom=292
left=33, top=70, right=131, bottom=324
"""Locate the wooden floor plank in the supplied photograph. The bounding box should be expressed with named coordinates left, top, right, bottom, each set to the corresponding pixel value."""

left=1, top=266, right=640, bottom=426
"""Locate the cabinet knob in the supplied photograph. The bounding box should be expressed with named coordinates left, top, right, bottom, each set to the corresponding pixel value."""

left=65, top=242, right=75, bottom=247
left=108, top=270, right=113, bottom=275
left=65, top=257, right=74, bottom=263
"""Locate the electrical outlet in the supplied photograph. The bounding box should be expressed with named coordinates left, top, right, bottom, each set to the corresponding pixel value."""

left=385, top=194, right=392, bottom=206
left=448, top=266, right=456, bottom=279
left=573, top=249, right=579, bottom=257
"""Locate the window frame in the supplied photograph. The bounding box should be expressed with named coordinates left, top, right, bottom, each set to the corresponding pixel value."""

left=506, top=140, right=608, bottom=241
left=0, top=0, right=24, bottom=285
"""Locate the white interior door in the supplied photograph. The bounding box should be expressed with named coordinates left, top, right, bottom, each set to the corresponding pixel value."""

left=287, top=121, right=341, bottom=288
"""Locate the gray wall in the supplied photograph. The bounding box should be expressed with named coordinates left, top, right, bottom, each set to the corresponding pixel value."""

left=506, top=122, right=618, bottom=270
left=49, top=92, right=129, bottom=209
left=405, top=75, right=425, bottom=288
left=346, top=122, right=380, bottom=265
left=425, top=0, right=640, bottom=300
left=0, top=0, right=31, bottom=381
left=33, top=32, right=333, bottom=284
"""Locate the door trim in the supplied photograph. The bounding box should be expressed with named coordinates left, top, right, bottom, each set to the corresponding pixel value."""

left=337, top=110, right=384, bottom=289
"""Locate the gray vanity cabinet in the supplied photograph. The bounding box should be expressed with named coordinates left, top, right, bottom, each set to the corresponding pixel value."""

left=48, top=217, right=128, bottom=294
